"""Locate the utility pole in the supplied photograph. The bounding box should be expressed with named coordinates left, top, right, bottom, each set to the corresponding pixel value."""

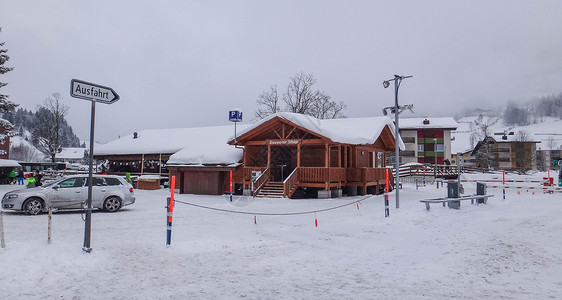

left=383, top=75, right=413, bottom=209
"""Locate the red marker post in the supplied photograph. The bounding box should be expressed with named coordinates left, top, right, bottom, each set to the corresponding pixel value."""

left=502, top=170, right=505, bottom=200
left=166, top=176, right=176, bottom=246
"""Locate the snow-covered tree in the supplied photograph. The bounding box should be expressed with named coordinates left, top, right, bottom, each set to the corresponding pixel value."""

left=32, top=93, right=70, bottom=162
left=0, top=27, right=18, bottom=141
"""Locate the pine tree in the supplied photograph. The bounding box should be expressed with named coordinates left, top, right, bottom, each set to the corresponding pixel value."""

left=0, top=27, right=19, bottom=141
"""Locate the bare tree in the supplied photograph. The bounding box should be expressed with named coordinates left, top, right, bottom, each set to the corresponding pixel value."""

left=311, top=93, right=346, bottom=119
left=283, top=72, right=319, bottom=114
left=515, top=130, right=531, bottom=142
left=254, top=85, right=281, bottom=120
left=32, top=93, right=69, bottom=162
left=255, top=72, right=346, bottom=120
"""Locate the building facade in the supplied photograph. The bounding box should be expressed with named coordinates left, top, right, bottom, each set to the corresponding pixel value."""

left=392, top=117, right=458, bottom=165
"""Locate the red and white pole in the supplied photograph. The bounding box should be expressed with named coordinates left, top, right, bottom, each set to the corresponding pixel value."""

left=502, top=170, right=505, bottom=200
left=166, top=176, right=176, bottom=246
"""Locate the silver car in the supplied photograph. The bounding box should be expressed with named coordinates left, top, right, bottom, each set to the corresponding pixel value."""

left=1, top=175, right=135, bottom=215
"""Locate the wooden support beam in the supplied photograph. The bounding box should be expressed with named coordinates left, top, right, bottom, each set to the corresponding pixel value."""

left=267, top=144, right=271, bottom=167
left=297, top=143, right=301, bottom=167
left=338, top=144, right=341, bottom=168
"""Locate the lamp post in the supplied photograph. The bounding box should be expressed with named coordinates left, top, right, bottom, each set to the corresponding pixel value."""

left=383, top=75, right=412, bottom=209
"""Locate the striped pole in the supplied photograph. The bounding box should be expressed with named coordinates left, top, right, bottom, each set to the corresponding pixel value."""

left=166, top=176, right=176, bottom=247
left=0, top=211, right=5, bottom=248
left=229, top=170, right=233, bottom=202
left=48, top=207, right=52, bottom=245
left=502, top=170, right=505, bottom=200
left=385, top=169, right=389, bottom=217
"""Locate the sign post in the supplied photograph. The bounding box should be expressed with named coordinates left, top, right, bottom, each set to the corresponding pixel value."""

left=70, top=79, right=119, bottom=253
left=229, top=109, right=243, bottom=144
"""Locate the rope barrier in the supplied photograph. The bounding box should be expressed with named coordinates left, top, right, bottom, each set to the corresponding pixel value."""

left=173, top=194, right=380, bottom=216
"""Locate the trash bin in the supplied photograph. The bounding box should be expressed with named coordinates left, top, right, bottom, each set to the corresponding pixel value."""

left=447, top=182, right=459, bottom=198
left=476, top=182, right=487, bottom=195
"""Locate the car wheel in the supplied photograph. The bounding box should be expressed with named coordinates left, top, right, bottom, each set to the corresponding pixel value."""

left=23, top=198, right=44, bottom=215
left=103, top=197, right=122, bottom=212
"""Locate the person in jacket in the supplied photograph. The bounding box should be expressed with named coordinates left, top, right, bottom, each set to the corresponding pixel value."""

left=8, top=169, right=16, bottom=184
left=34, top=170, right=43, bottom=187
left=26, top=175, right=36, bottom=188
left=17, top=169, right=25, bottom=185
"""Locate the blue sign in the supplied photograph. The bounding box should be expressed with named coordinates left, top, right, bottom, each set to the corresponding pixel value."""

left=229, top=110, right=242, bottom=122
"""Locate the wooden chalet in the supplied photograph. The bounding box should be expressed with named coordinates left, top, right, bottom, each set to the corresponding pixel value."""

left=228, top=113, right=402, bottom=198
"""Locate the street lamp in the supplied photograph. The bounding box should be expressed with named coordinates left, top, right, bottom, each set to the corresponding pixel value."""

left=382, top=75, right=413, bottom=209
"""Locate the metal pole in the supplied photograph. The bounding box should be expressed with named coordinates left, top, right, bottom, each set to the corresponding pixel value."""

left=83, top=100, right=95, bottom=253
left=394, top=77, right=400, bottom=209
left=457, top=152, right=461, bottom=187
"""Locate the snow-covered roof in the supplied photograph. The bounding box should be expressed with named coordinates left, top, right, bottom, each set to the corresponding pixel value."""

left=96, top=125, right=250, bottom=166
left=56, top=147, right=86, bottom=160
left=232, top=112, right=405, bottom=149
left=0, top=159, right=21, bottom=168
left=399, top=117, right=458, bottom=130
left=166, top=124, right=248, bottom=165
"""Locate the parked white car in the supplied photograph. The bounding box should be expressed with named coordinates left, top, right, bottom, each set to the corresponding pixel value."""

left=2, top=175, right=135, bottom=215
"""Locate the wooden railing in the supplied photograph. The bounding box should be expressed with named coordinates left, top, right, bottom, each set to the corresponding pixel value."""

left=252, top=167, right=270, bottom=196
left=395, top=164, right=495, bottom=179
left=283, top=167, right=299, bottom=198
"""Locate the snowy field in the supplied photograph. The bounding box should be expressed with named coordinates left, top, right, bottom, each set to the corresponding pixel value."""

left=1, top=173, right=561, bottom=299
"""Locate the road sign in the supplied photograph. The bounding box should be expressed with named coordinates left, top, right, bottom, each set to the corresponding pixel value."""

left=70, top=79, right=120, bottom=104
left=229, top=110, right=242, bottom=122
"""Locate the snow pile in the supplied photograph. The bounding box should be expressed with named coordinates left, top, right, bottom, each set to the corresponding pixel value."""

left=1, top=172, right=561, bottom=299
left=0, top=159, right=20, bottom=167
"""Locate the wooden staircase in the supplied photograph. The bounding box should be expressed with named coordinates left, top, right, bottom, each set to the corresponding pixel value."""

left=255, top=182, right=284, bottom=198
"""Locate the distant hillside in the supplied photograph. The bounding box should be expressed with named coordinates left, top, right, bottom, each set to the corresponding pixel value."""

left=451, top=93, right=562, bottom=153
left=452, top=115, right=562, bottom=154
left=4, top=108, right=81, bottom=162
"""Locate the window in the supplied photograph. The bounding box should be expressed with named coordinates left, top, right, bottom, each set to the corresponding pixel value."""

left=85, top=177, right=105, bottom=186
left=105, top=178, right=123, bottom=186
left=58, top=177, right=85, bottom=188
left=436, top=144, right=444, bottom=152
left=377, top=152, right=384, bottom=168
left=417, top=144, right=424, bottom=152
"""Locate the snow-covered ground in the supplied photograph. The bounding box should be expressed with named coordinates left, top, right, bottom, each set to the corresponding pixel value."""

left=1, top=173, right=561, bottom=299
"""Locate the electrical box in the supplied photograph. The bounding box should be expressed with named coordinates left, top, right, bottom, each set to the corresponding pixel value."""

left=447, top=182, right=459, bottom=198
left=251, top=171, right=261, bottom=182
left=476, top=182, right=487, bottom=195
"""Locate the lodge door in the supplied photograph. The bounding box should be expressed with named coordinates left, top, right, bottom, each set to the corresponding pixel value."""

left=270, top=146, right=297, bottom=182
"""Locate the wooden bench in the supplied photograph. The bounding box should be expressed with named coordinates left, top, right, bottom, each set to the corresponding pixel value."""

left=420, top=194, right=494, bottom=211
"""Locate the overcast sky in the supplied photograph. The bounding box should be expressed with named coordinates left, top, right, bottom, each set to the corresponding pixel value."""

left=2, top=1, right=562, bottom=143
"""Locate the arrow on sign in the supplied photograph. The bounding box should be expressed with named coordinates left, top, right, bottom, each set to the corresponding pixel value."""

left=70, top=79, right=120, bottom=104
